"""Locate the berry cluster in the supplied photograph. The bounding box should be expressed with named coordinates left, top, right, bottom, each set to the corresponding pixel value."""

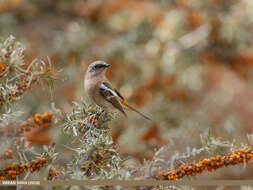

left=0, top=112, right=53, bottom=137
left=47, top=168, right=62, bottom=180
left=30, top=112, right=53, bottom=129
left=89, top=116, right=98, bottom=125
left=8, top=77, right=37, bottom=103
left=0, top=157, right=47, bottom=180
left=78, top=115, right=103, bottom=140
left=160, top=148, right=253, bottom=180
left=81, top=149, right=114, bottom=176
left=0, top=150, right=13, bottom=161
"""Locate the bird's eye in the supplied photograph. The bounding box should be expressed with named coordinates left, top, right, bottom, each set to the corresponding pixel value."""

left=94, top=65, right=102, bottom=69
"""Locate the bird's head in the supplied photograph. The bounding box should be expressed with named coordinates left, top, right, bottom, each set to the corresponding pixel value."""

left=86, top=61, right=110, bottom=77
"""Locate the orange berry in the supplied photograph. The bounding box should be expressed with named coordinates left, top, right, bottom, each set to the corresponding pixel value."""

left=41, top=157, right=46, bottom=162
left=36, top=164, right=41, bottom=168
left=35, top=114, right=43, bottom=123
left=1, top=129, right=6, bottom=133
left=245, top=149, right=251, bottom=153
left=10, top=175, right=16, bottom=180
left=203, top=159, right=210, bottom=164
left=0, top=64, right=5, bottom=72
left=23, top=163, right=29, bottom=168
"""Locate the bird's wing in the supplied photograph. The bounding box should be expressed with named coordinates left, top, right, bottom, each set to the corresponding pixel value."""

left=103, top=81, right=125, bottom=100
left=99, top=82, right=127, bottom=117
left=100, top=82, right=152, bottom=121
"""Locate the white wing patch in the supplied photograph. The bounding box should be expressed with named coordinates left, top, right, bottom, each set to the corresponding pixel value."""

left=100, top=83, right=118, bottom=97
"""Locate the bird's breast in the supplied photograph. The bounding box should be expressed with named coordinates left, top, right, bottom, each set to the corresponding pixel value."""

left=84, top=76, right=104, bottom=105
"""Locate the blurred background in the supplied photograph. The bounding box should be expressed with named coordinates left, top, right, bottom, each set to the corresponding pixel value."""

left=1, top=0, right=253, bottom=181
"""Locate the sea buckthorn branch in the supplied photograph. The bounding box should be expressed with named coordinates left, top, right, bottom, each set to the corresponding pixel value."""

left=0, top=156, right=48, bottom=180
left=132, top=131, right=233, bottom=180
left=62, top=101, right=110, bottom=140
left=62, top=101, right=128, bottom=179
left=0, top=35, right=24, bottom=79
left=0, top=112, right=55, bottom=165
left=0, top=143, right=58, bottom=180
left=7, top=76, right=37, bottom=103
left=158, top=148, right=253, bottom=180
left=0, top=59, right=59, bottom=107
left=0, top=36, right=59, bottom=107
left=0, top=112, right=53, bottom=137
left=80, top=145, right=119, bottom=177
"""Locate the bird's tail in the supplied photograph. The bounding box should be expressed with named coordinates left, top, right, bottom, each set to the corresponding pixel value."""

left=119, top=99, right=152, bottom=121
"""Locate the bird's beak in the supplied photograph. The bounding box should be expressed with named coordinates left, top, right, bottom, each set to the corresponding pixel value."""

left=105, top=64, right=110, bottom=68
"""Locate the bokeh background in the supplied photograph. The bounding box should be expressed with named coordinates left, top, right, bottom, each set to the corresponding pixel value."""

left=1, top=0, right=253, bottom=183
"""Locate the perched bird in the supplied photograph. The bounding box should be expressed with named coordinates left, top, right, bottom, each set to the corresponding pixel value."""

left=84, top=60, right=152, bottom=121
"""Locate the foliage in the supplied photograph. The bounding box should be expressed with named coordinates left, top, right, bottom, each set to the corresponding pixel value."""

left=0, top=0, right=253, bottom=189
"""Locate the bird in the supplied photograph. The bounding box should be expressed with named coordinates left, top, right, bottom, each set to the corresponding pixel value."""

left=84, top=60, right=152, bottom=121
